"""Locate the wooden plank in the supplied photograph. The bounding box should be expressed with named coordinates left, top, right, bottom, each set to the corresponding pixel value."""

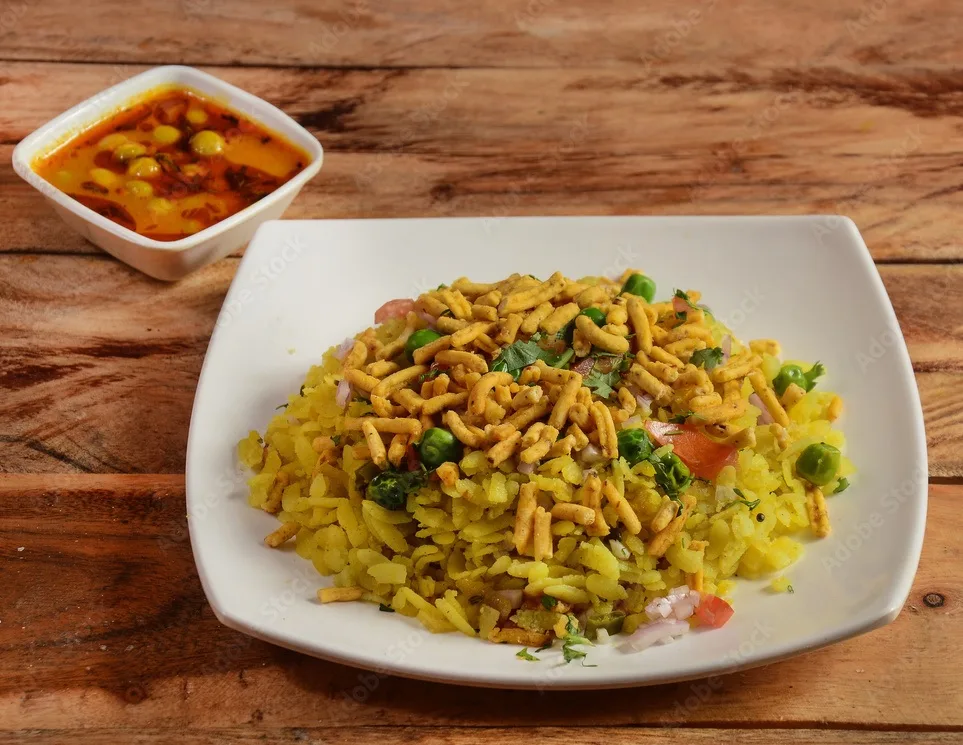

left=0, top=475, right=959, bottom=730
left=4, top=62, right=963, bottom=260
left=0, top=0, right=960, bottom=69
left=0, top=728, right=958, bottom=745
left=1, top=256, right=960, bottom=474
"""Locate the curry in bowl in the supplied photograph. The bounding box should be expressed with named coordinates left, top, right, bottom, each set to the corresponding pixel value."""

left=33, top=86, right=310, bottom=241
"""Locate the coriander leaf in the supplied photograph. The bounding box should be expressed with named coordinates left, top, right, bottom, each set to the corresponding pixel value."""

left=736, top=498, right=761, bottom=510
left=732, top=487, right=745, bottom=498
left=535, top=641, right=554, bottom=652
left=690, top=347, right=724, bottom=370
left=562, top=644, right=588, bottom=664
left=299, top=384, right=306, bottom=396
left=787, top=584, right=795, bottom=594
left=803, top=362, right=826, bottom=392
left=583, top=366, right=622, bottom=399
left=673, top=289, right=692, bottom=303
left=418, top=368, right=444, bottom=383
left=833, top=477, right=850, bottom=494
left=436, top=283, right=447, bottom=290
left=675, top=310, right=687, bottom=322
left=490, top=338, right=548, bottom=378
left=516, top=648, right=540, bottom=662
left=275, top=403, right=288, bottom=410
left=378, top=603, right=395, bottom=612
left=668, top=411, right=693, bottom=424
left=332, top=434, right=341, bottom=446
left=541, top=596, right=558, bottom=610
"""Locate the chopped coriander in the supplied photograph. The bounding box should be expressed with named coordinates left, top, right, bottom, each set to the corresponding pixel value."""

left=541, top=596, right=558, bottom=610
left=274, top=403, right=288, bottom=410
left=516, top=648, right=540, bottom=662
left=787, top=585, right=795, bottom=594
left=299, top=384, right=306, bottom=396
left=490, top=336, right=573, bottom=379
left=733, top=487, right=745, bottom=498
left=418, top=368, right=444, bottom=383
left=436, top=283, right=447, bottom=290
left=675, top=310, right=687, bottom=322
left=834, top=477, right=850, bottom=494
left=535, top=641, right=553, bottom=652
left=332, top=434, right=342, bottom=446
left=378, top=603, right=395, bottom=613
left=690, top=347, right=724, bottom=370
left=736, top=498, right=762, bottom=510
left=562, top=644, right=588, bottom=664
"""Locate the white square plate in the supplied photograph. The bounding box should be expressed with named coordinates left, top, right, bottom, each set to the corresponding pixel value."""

left=186, top=216, right=927, bottom=689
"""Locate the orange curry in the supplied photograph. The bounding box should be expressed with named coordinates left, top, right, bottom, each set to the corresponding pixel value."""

left=34, top=86, right=310, bottom=241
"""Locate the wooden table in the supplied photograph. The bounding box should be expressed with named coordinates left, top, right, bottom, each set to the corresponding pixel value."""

left=2, top=2, right=961, bottom=742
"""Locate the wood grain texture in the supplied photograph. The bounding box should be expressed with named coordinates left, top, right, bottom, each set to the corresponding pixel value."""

left=4, top=62, right=963, bottom=260
left=0, top=0, right=960, bottom=69
left=0, top=475, right=959, bottom=731
left=0, top=729, right=959, bottom=745
left=1, top=256, right=959, bottom=474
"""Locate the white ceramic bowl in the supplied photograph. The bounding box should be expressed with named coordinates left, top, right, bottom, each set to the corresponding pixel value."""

left=186, top=216, right=927, bottom=689
left=11, top=65, right=323, bottom=281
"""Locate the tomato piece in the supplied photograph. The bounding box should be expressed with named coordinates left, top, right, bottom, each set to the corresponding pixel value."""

left=374, top=298, right=415, bottom=324
left=644, top=420, right=737, bottom=480
left=405, top=444, right=421, bottom=472
left=695, top=594, right=734, bottom=628
left=672, top=295, right=690, bottom=314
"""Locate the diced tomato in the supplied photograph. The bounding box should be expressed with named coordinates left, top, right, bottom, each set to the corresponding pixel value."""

left=694, top=594, right=734, bottom=628
left=374, top=298, right=415, bottom=324
left=644, top=420, right=737, bottom=480
left=672, top=295, right=690, bottom=314
left=405, top=444, right=421, bottom=472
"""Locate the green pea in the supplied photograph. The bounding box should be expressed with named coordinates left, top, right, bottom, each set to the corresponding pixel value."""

left=621, top=273, right=656, bottom=303
left=617, top=427, right=653, bottom=467
left=417, top=428, right=463, bottom=469
left=404, top=328, right=442, bottom=362
left=366, top=470, right=423, bottom=510
left=773, top=364, right=807, bottom=397
left=795, top=443, right=841, bottom=486
left=651, top=451, right=692, bottom=496
left=585, top=609, right=625, bottom=640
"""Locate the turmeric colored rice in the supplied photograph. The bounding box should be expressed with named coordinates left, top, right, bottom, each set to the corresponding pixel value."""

left=238, top=270, right=854, bottom=653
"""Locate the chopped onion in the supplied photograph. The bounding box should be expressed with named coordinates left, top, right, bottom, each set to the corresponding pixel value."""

left=623, top=619, right=690, bottom=652
left=578, top=443, right=607, bottom=466
left=721, top=335, right=732, bottom=363
left=334, top=337, right=355, bottom=361
left=750, top=392, right=774, bottom=424
left=417, top=311, right=436, bottom=327
left=335, top=378, right=352, bottom=409
left=645, top=586, right=701, bottom=622
left=672, top=296, right=689, bottom=314
left=572, top=356, right=595, bottom=376
left=518, top=461, right=536, bottom=475
left=495, top=589, right=523, bottom=609
left=715, top=484, right=740, bottom=506
left=609, top=539, right=631, bottom=560
left=595, top=628, right=611, bottom=644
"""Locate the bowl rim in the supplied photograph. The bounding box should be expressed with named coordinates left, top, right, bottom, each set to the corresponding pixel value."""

left=11, top=64, right=323, bottom=253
